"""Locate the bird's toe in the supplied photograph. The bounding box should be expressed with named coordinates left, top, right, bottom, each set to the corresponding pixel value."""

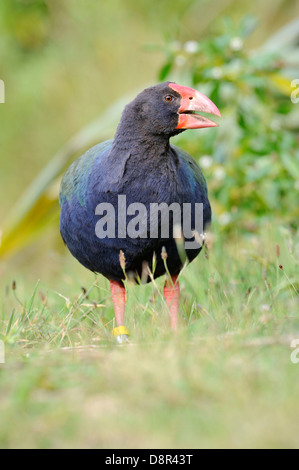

left=115, top=334, right=130, bottom=344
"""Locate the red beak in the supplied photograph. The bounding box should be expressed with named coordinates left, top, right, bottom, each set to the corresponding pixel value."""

left=169, top=83, right=221, bottom=130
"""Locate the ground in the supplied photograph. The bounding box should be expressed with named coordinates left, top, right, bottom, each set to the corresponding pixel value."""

left=0, top=223, right=298, bottom=449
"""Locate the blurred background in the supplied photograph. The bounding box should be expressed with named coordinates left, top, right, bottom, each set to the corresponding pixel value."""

left=0, top=0, right=298, bottom=290
left=0, top=0, right=299, bottom=450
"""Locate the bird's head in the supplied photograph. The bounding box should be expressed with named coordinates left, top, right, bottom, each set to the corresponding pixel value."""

left=122, top=82, right=221, bottom=138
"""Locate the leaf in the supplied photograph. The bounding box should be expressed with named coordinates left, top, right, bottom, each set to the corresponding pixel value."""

left=5, top=309, right=15, bottom=337
left=261, top=17, right=299, bottom=52
left=159, top=61, right=173, bottom=81
left=240, top=15, right=259, bottom=38
left=281, top=152, right=299, bottom=180
left=25, top=280, right=40, bottom=316
left=268, top=73, right=294, bottom=97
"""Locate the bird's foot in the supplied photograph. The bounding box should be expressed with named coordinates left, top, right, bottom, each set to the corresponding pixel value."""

left=112, top=326, right=130, bottom=344
left=115, top=334, right=130, bottom=344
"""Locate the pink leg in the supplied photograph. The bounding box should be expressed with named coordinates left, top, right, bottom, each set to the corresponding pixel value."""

left=110, top=280, right=126, bottom=326
left=163, top=275, right=180, bottom=331
left=110, top=280, right=129, bottom=342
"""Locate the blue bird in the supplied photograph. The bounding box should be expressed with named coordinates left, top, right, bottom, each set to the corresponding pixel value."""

left=59, top=82, right=221, bottom=342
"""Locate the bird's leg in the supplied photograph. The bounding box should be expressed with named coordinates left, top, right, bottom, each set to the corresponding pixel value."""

left=110, top=280, right=126, bottom=326
left=110, top=280, right=130, bottom=343
left=163, top=275, right=180, bottom=331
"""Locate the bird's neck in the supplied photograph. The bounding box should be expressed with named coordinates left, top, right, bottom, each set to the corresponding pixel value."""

left=106, top=124, right=180, bottom=196
left=108, top=113, right=180, bottom=183
left=111, top=127, right=171, bottom=163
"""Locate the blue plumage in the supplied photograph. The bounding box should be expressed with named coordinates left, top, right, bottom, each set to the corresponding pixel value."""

left=60, top=140, right=211, bottom=281
left=59, top=82, right=220, bottom=285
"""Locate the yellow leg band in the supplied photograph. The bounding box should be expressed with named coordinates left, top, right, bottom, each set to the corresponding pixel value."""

left=112, top=326, right=130, bottom=337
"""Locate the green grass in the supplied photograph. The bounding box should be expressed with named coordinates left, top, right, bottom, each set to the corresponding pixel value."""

left=0, top=223, right=298, bottom=449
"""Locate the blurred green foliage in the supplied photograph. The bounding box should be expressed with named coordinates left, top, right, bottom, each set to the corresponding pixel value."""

left=157, top=16, right=299, bottom=231
left=2, top=0, right=50, bottom=51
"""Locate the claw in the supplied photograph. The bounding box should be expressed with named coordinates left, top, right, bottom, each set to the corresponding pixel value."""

left=115, top=334, right=130, bottom=344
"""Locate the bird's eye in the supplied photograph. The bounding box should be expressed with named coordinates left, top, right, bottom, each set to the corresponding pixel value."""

left=164, top=95, right=173, bottom=102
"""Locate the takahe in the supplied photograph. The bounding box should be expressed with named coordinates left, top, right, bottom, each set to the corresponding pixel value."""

left=59, top=82, right=220, bottom=342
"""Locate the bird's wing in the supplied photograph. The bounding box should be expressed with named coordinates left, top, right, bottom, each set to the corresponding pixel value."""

left=171, top=144, right=208, bottom=196
left=59, top=140, right=113, bottom=207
